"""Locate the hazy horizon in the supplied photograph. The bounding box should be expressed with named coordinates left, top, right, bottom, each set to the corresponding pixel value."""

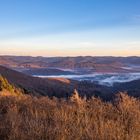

left=0, top=0, right=140, bottom=56
left=0, top=55, right=140, bottom=58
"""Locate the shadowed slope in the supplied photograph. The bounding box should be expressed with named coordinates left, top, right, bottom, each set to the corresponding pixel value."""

left=0, top=66, right=74, bottom=97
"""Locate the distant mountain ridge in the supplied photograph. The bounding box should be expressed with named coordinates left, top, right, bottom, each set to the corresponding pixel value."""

left=0, top=56, right=140, bottom=73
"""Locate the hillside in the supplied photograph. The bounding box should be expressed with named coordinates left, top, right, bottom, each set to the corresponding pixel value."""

left=22, top=68, right=76, bottom=76
left=113, top=79, right=140, bottom=97
left=0, top=65, right=140, bottom=101
left=0, top=66, right=114, bottom=100
left=0, top=66, right=75, bottom=97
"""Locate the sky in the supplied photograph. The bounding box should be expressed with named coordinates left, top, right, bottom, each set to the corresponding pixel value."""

left=0, top=0, right=140, bottom=56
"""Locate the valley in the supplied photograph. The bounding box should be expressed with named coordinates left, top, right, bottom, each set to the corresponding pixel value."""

left=0, top=56, right=140, bottom=100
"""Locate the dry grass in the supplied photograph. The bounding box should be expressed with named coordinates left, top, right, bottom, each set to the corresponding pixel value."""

left=0, top=92, right=140, bottom=140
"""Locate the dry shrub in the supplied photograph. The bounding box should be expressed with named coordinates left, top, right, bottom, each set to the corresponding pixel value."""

left=0, top=92, right=140, bottom=140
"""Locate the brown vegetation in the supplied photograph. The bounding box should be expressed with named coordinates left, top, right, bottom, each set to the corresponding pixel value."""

left=0, top=91, right=140, bottom=140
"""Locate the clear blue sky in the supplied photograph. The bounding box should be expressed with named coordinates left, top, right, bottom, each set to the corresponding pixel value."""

left=0, top=0, right=140, bottom=56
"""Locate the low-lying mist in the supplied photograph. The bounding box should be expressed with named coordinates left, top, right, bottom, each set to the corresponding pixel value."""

left=35, top=73, right=140, bottom=87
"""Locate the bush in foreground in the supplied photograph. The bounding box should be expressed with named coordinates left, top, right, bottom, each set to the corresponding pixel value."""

left=0, top=92, right=140, bottom=140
